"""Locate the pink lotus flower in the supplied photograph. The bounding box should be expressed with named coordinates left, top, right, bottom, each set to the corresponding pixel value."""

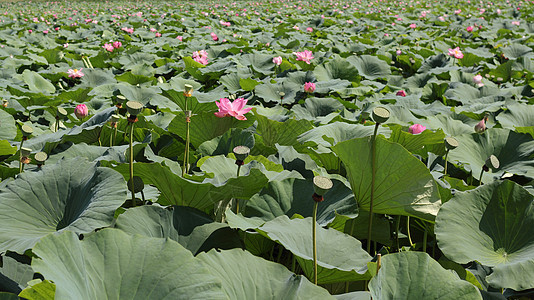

left=67, top=68, right=84, bottom=78
left=473, top=74, right=484, bottom=87
left=220, top=20, right=231, bottom=26
left=409, top=23, right=417, bottom=29
left=74, top=104, right=88, bottom=119
left=409, top=124, right=426, bottom=134
left=176, top=36, right=183, bottom=41
left=28, top=29, right=32, bottom=33
left=210, top=32, right=219, bottom=41
left=272, top=56, right=282, bottom=65
left=214, top=98, right=252, bottom=120
left=103, top=43, right=114, bottom=52
left=511, top=21, right=520, bottom=26
left=306, top=27, right=313, bottom=32
left=448, top=47, right=464, bottom=59
left=192, top=50, right=209, bottom=65
left=63, top=43, right=69, bottom=48
left=121, top=27, right=134, bottom=34
left=396, top=49, right=402, bottom=56
left=304, top=82, right=316, bottom=93
left=155, top=32, right=161, bottom=37
left=113, top=41, right=122, bottom=49
left=466, top=26, right=474, bottom=32
left=396, top=90, right=407, bottom=97
left=475, top=116, right=488, bottom=133
left=293, top=50, right=314, bottom=64
left=43, top=30, right=49, bottom=34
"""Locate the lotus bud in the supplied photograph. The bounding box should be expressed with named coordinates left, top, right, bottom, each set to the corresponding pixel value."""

left=126, top=101, right=143, bottom=122
left=233, top=145, right=250, bottom=165
left=34, top=151, right=48, bottom=166
left=127, top=176, right=144, bottom=193
left=372, top=107, right=390, bottom=124
left=483, top=155, right=499, bottom=171
left=312, top=176, right=333, bottom=202
left=21, top=125, right=33, bottom=139
left=444, top=137, right=459, bottom=150
left=74, top=104, right=88, bottom=120
left=183, top=84, right=193, bottom=97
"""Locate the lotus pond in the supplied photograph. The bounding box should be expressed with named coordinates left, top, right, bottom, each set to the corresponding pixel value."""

left=0, top=0, right=533, bottom=299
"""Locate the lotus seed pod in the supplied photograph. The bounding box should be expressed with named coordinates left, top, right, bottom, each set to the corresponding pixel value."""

left=372, top=107, right=390, bottom=124
left=126, top=101, right=143, bottom=116
left=233, top=145, right=250, bottom=162
left=116, top=95, right=126, bottom=104
left=57, top=107, right=68, bottom=118
left=485, top=155, right=500, bottom=169
left=313, top=176, right=333, bottom=196
left=20, top=147, right=32, bottom=157
left=184, top=84, right=193, bottom=97
left=444, top=137, right=459, bottom=150
left=111, top=114, right=121, bottom=123
left=34, top=152, right=48, bottom=164
left=127, top=176, right=144, bottom=193
left=21, top=125, right=33, bottom=137
left=279, top=92, right=285, bottom=98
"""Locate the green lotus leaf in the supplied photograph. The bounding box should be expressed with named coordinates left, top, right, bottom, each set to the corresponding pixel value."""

left=31, top=229, right=226, bottom=300
left=21, top=70, right=55, bottom=94
left=436, top=180, right=534, bottom=290
left=298, top=122, right=389, bottom=148
left=448, top=129, right=534, bottom=182
left=255, top=113, right=314, bottom=148
left=332, top=136, right=441, bottom=221
left=160, top=89, right=216, bottom=114
left=0, top=110, right=17, bottom=141
left=198, top=128, right=255, bottom=157
left=501, top=44, right=533, bottom=60
left=115, top=205, right=241, bottom=255
left=244, top=178, right=357, bottom=226
left=334, top=291, right=371, bottom=300
left=0, top=158, right=127, bottom=253
left=0, top=256, right=34, bottom=294
left=0, top=140, right=16, bottom=156
left=258, top=215, right=372, bottom=284
left=18, top=279, right=56, bottom=300
left=387, top=125, right=446, bottom=157
left=78, top=69, right=117, bottom=88
left=369, top=252, right=482, bottom=300
left=421, top=114, right=474, bottom=136
left=268, top=144, right=318, bottom=177
left=198, top=248, right=335, bottom=299
left=496, top=103, right=534, bottom=129
left=255, top=81, right=299, bottom=104
left=347, top=55, right=391, bottom=80
left=313, top=58, right=360, bottom=82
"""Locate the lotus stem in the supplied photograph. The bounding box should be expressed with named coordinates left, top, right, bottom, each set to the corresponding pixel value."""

left=291, top=255, right=296, bottom=273
left=443, top=150, right=449, bottom=176
left=478, top=168, right=484, bottom=186
left=129, top=121, right=135, bottom=207
left=423, top=224, right=428, bottom=253
left=19, top=139, right=24, bottom=174
left=395, top=215, right=401, bottom=251
left=182, top=101, right=191, bottom=176
left=367, top=122, right=379, bottom=254
left=235, top=164, right=242, bottom=214
left=312, top=200, right=318, bottom=285
left=109, top=126, right=113, bottom=147
left=377, top=254, right=382, bottom=273
left=407, top=216, right=414, bottom=247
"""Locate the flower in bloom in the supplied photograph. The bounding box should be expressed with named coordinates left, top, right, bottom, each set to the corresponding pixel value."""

left=448, top=47, right=464, bottom=59
left=67, top=68, right=84, bottom=78
left=155, top=32, right=161, bottom=37
left=511, top=21, right=520, bottom=26
left=74, top=104, right=88, bottom=119
left=43, top=30, right=49, bottom=34
left=121, top=27, right=134, bottom=34
left=409, top=124, right=426, bottom=134
left=63, top=43, right=69, bottom=48
left=396, top=90, right=407, bottom=97
left=272, top=56, right=282, bottom=65
left=306, top=27, right=313, bottom=33
left=192, top=50, right=209, bottom=65
left=293, top=50, right=314, bottom=64
left=28, top=29, right=32, bottom=33
left=466, top=26, right=474, bottom=32
left=214, top=98, right=252, bottom=120
left=396, top=49, right=402, bottom=56
left=293, top=25, right=300, bottom=30
left=103, top=43, right=114, bottom=52
left=220, top=20, right=231, bottom=26
left=176, top=36, right=183, bottom=41
left=304, top=82, right=316, bottom=93
left=113, top=41, right=122, bottom=49
left=210, top=32, right=219, bottom=41
left=409, top=23, right=417, bottom=29
left=473, top=74, right=484, bottom=87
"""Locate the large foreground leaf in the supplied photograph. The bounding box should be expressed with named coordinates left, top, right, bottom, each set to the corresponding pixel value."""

left=369, top=252, right=482, bottom=300
left=32, top=229, right=226, bottom=300
left=198, top=249, right=334, bottom=299
left=436, top=180, right=534, bottom=290
left=332, top=136, right=441, bottom=221
left=0, top=159, right=127, bottom=253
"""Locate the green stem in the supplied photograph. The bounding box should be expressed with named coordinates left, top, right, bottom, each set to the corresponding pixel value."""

left=443, top=150, right=449, bottom=176
left=276, top=246, right=283, bottom=263
left=291, top=254, right=296, bottom=273
left=235, top=164, right=242, bottom=214
left=129, top=122, right=135, bottom=207
left=478, top=168, right=484, bottom=186
left=312, top=201, right=319, bottom=285
left=182, top=101, right=190, bottom=176
left=113, top=126, right=118, bottom=146
left=423, top=224, right=428, bottom=253
left=395, top=215, right=401, bottom=251
left=407, top=216, right=413, bottom=247
left=18, top=139, right=24, bottom=174
left=345, top=218, right=356, bottom=293
left=109, top=125, right=113, bottom=147
left=367, top=123, right=379, bottom=254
